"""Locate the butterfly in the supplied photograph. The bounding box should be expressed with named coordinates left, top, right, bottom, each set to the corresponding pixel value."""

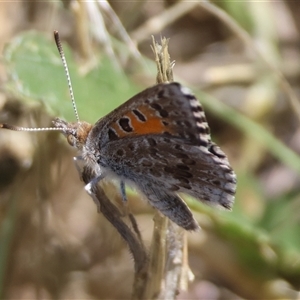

left=52, top=81, right=236, bottom=230
left=0, top=32, right=236, bottom=230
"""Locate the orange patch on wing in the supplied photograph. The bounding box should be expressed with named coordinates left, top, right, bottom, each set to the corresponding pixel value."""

left=111, top=105, right=167, bottom=137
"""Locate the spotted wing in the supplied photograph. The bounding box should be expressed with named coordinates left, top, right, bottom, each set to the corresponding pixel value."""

left=89, top=82, right=212, bottom=148
left=101, top=135, right=236, bottom=207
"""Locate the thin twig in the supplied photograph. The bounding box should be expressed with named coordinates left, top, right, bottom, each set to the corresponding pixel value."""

left=131, top=1, right=198, bottom=44
left=143, top=36, right=193, bottom=299
left=81, top=167, right=148, bottom=299
left=198, top=1, right=300, bottom=123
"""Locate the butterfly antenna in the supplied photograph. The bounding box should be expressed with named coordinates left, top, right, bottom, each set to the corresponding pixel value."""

left=0, top=123, right=63, bottom=132
left=54, top=30, right=80, bottom=122
left=0, top=32, right=79, bottom=133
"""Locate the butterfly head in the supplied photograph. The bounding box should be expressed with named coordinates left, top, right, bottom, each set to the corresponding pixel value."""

left=53, top=118, right=93, bottom=150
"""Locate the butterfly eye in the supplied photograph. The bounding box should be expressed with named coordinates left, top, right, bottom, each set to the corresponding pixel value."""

left=67, top=134, right=76, bottom=147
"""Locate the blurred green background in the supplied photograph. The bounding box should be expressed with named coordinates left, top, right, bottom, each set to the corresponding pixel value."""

left=0, top=1, right=300, bottom=299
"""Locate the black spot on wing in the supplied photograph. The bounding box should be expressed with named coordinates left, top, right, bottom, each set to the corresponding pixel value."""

left=119, top=117, right=133, bottom=132
left=108, top=128, right=118, bottom=141
left=116, top=149, right=124, bottom=156
left=132, top=109, right=146, bottom=122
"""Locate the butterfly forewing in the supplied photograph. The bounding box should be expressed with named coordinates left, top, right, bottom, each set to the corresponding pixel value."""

left=90, top=83, right=212, bottom=148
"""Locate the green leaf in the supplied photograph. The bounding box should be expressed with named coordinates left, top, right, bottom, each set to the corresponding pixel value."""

left=3, top=31, right=141, bottom=123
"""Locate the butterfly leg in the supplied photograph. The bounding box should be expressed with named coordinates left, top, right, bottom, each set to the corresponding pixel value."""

left=119, top=180, right=130, bottom=218
left=120, top=181, right=127, bottom=202
left=84, top=173, right=105, bottom=195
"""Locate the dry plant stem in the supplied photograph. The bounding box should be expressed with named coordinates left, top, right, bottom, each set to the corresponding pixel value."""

left=160, top=223, right=186, bottom=299
left=71, top=0, right=93, bottom=60
left=180, top=233, right=194, bottom=290
left=131, top=1, right=199, bottom=44
left=198, top=1, right=300, bottom=123
left=75, top=0, right=142, bottom=70
left=151, top=36, right=174, bottom=84
left=97, top=0, right=141, bottom=61
left=79, top=0, right=118, bottom=71
left=142, top=37, right=192, bottom=299
left=81, top=166, right=148, bottom=299
left=145, top=214, right=168, bottom=298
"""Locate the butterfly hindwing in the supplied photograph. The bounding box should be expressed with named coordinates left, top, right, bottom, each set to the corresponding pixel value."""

left=100, top=135, right=235, bottom=210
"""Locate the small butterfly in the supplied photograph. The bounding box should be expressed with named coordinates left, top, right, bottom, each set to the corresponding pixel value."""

left=1, top=32, right=236, bottom=230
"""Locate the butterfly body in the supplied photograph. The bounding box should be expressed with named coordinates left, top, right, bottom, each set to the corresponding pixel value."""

left=53, top=82, right=236, bottom=230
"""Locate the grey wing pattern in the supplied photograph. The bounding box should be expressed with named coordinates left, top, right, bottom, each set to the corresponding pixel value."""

left=100, top=136, right=236, bottom=230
